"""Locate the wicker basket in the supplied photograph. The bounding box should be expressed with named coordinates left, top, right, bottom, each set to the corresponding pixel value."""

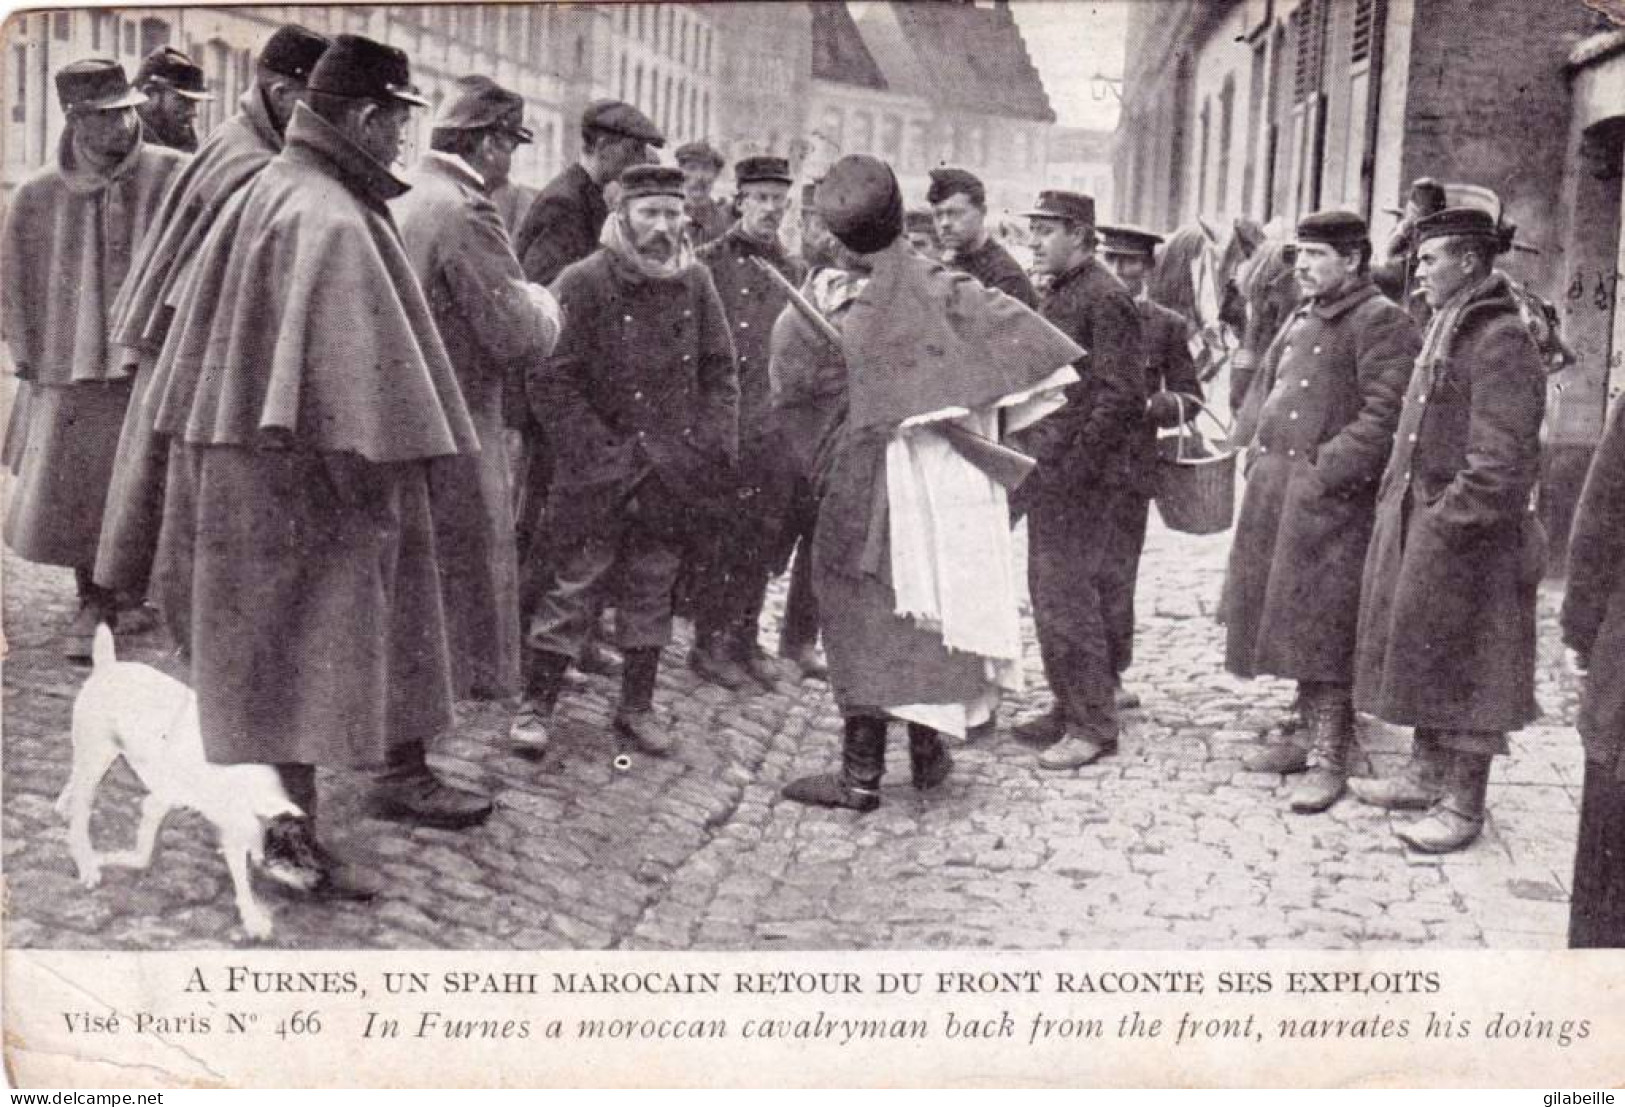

left=1154, top=394, right=1237, bottom=536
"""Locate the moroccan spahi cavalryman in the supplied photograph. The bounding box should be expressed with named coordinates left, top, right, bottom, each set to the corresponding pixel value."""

left=781, top=154, right=1082, bottom=812
left=2, top=58, right=188, bottom=660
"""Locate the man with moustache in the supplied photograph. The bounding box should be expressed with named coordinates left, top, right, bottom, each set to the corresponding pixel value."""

left=676, top=139, right=731, bottom=249
left=1, top=59, right=187, bottom=660
left=929, top=167, right=1036, bottom=307
left=1353, top=202, right=1547, bottom=853
left=146, top=35, right=486, bottom=896
left=133, top=46, right=213, bottom=153
left=1012, top=190, right=1144, bottom=769
left=1222, top=211, right=1420, bottom=813
left=512, top=165, right=738, bottom=758
left=689, top=155, right=807, bottom=689
left=1095, top=225, right=1204, bottom=710
left=96, top=25, right=331, bottom=623
left=392, top=76, right=562, bottom=704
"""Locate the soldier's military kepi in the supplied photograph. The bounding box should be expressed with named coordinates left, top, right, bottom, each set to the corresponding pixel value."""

left=1296, top=210, right=1368, bottom=246
left=618, top=164, right=685, bottom=200
left=55, top=58, right=147, bottom=113
left=735, top=155, right=792, bottom=186
left=136, top=46, right=213, bottom=100
left=434, top=75, right=532, bottom=142
left=675, top=139, right=724, bottom=170
left=1098, top=225, right=1164, bottom=258
left=307, top=33, right=428, bottom=107
left=258, top=24, right=331, bottom=82
left=1022, top=190, right=1096, bottom=227
left=582, top=98, right=665, bottom=147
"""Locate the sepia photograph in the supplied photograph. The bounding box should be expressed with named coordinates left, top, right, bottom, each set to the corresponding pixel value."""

left=0, top=0, right=1622, bottom=1088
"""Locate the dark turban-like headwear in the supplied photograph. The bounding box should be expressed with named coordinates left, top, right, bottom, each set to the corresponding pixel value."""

left=815, top=155, right=903, bottom=255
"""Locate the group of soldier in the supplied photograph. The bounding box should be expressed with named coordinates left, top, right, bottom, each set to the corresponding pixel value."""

left=2, top=23, right=1619, bottom=948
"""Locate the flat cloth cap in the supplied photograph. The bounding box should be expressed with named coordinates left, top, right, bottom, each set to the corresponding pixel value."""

left=434, top=75, right=532, bottom=141
left=308, top=34, right=427, bottom=107
left=1296, top=210, right=1368, bottom=246
left=259, top=25, right=330, bottom=82
left=1413, top=207, right=1512, bottom=253
left=583, top=99, right=665, bottom=147
left=55, top=58, right=146, bottom=112
left=815, top=155, right=903, bottom=254
left=927, top=167, right=985, bottom=206
left=137, top=46, right=213, bottom=100
left=1022, top=190, right=1096, bottom=227
left=736, top=155, right=792, bottom=186
left=675, top=140, right=724, bottom=170
left=1098, top=224, right=1164, bottom=258
left=618, top=164, right=685, bottom=200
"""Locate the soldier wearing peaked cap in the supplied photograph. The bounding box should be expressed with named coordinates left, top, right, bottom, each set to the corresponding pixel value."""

left=1352, top=201, right=1547, bottom=854
left=512, top=164, right=739, bottom=761
left=510, top=99, right=665, bottom=669
left=1, top=59, right=187, bottom=660
left=96, top=24, right=331, bottom=619
left=688, top=155, right=807, bottom=690
left=393, top=75, right=562, bottom=705
left=144, top=34, right=487, bottom=900
left=135, top=45, right=214, bottom=152
left=1221, top=210, right=1421, bottom=814
left=929, top=166, right=1037, bottom=307
left=1012, top=189, right=1145, bottom=769
left=1095, top=224, right=1203, bottom=710
left=439, top=75, right=538, bottom=237
left=676, top=139, right=730, bottom=249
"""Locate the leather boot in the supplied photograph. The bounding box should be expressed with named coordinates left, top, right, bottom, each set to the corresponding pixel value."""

left=783, top=715, right=886, bottom=811
left=1397, top=747, right=1492, bottom=853
left=509, top=650, right=570, bottom=756
left=1012, top=709, right=1065, bottom=747
left=736, top=632, right=782, bottom=690
left=1038, top=719, right=1120, bottom=769
left=1288, top=689, right=1354, bottom=813
left=261, top=815, right=381, bottom=901
left=615, top=647, right=673, bottom=756
left=1350, top=727, right=1447, bottom=811
left=689, top=633, right=749, bottom=689
left=906, top=723, right=953, bottom=791
left=1243, top=694, right=1308, bottom=773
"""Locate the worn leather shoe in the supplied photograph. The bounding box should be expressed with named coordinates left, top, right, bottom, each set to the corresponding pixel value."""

left=261, top=816, right=381, bottom=901
left=64, top=607, right=104, bottom=663
left=738, top=645, right=782, bottom=690
left=616, top=707, right=674, bottom=756
left=508, top=702, right=553, bottom=757
left=1243, top=742, right=1309, bottom=774
left=1349, top=772, right=1440, bottom=811
left=370, top=775, right=493, bottom=830
left=1288, top=765, right=1347, bottom=813
left=784, top=644, right=829, bottom=681
left=782, top=772, right=880, bottom=812
left=1113, top=681, right=1142, bottom=710
left=1396, top=803, right=1484, bottom=853
left=690, top=642, right=748, bottom=689
left=1037, top=728, right=1119, bottom=770
left=1011, top=711, right=1064, bottom=746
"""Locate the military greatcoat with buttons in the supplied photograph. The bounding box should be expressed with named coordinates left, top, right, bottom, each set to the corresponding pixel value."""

left=526, top=247, right=739, bottom=552
left=1354, top=273, right=1546, bottom=732
left=1222, top=278, right=1420, bottom=683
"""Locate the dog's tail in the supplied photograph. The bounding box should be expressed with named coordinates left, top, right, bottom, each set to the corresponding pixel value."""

left=91, top=622, right=117, bottom=669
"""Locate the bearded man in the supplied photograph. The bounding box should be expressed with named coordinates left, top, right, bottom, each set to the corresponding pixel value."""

left=511, top=165, right=739, bottom=759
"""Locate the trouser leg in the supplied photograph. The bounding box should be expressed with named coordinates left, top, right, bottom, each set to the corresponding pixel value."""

left=611, top=514, right=683, bottom=653
left=527, top=532, right=621, bottom=661
left=1100, top=492, right=1151, bottom=677
left=779, top=529, right=821, bottom=654
left=1569, top=760, right=1625, bottom=949
left=1028, top=497, right=1115, bottom=730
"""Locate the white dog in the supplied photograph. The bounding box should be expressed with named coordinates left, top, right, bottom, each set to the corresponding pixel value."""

left=54, top=624, right=306, bottom=939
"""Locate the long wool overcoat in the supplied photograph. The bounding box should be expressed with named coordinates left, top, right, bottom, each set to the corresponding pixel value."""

left=1354, top=273, right=1545, bottom=732
left=147, top=104, right=478, bottom=769
left=1563, top=399, right=1625, bottom=777
left=392, top=153, right=559, bottom=700
left=96, top=87, right=285, bottom=592
left=2, top=127, right=186, bottom=568
left=1222, top=280, right=1420, bottom=683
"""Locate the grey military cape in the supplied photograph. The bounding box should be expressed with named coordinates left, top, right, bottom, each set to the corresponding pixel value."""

left=147, top=104, right=479, bottom=768
left=1, top=125, right=187, bottom=568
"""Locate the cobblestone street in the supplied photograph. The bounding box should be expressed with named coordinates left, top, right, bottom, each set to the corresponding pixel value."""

left=2, top=512, right=1586, bottom=950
